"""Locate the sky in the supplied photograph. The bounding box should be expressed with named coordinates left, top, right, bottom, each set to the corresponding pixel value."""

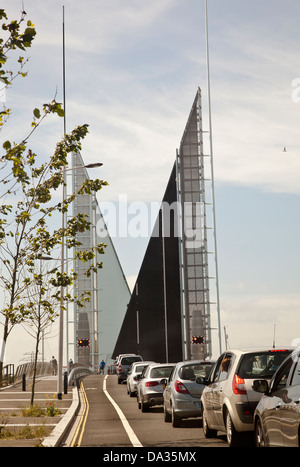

left=1, top=0, right=300, bottom=365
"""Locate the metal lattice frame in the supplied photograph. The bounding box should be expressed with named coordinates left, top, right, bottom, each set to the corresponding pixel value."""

left=176, top=88, right=212, bottom=360
left=72, top=152, right=96, bottom=366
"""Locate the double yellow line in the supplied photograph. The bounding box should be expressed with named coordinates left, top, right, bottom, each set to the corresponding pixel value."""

left=70, top=380, right=89, bottom=447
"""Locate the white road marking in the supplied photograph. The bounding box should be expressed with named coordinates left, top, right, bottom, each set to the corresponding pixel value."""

left=103, top=375, right=143, bottom=448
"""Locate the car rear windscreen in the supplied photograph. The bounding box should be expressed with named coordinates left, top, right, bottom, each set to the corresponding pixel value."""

left=135, top=365, right=147, bottom=372
left=122, top=356, right=142, bottom=365
left=179, top=363, right=213, bottom=380
left=237, top=350, right=291, bottom=379
left=150, top=366, right=174, bottom=378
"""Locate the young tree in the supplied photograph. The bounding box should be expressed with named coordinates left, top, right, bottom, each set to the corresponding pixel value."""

left=21, top=261, right=60, bottom=406
left=0, top=9, right=107, bottom=384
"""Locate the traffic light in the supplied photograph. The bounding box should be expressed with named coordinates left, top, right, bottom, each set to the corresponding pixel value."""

left=77, top=338, right=90, bottom=348
left=192, top=335, right=204, bottom=344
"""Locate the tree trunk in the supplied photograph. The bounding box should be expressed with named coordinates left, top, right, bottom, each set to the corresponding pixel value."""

left=30, top=326, right=41, bottom=406
left=0, top=317, right=9, bottom=387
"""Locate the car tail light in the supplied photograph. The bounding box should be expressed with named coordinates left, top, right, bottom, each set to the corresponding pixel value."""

left=232, top=374, right=247, bottom=395
left=174, top=380, right=189, bottom=394
left=145, top=381, right=160, bottom=387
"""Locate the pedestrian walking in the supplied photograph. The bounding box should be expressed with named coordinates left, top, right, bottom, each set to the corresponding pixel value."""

left=51, top=356, right=57, bottom=376
left=99, top=359, right=106, bottom=375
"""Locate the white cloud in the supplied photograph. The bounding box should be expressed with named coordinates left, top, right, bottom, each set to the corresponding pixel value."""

left=220, top=294, right=300, bottom=351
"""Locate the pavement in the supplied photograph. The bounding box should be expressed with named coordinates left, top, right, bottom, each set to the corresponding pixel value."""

left=0, top=375, right=79, bottom=447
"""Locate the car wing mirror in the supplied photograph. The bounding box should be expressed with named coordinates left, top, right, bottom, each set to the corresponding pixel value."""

left=196, top=376, right=208, bottom=385
left=160, top=378, right=168, bottom=388
left=252, top=379, right=269, bottom=394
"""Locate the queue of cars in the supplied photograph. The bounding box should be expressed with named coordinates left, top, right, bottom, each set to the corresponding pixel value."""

left=115, top=346, right=300, bottom=447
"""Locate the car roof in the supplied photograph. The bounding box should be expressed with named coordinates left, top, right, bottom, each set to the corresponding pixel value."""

left=175, top=360, right=215, bottom=366
left=222, top=347, right=294, bottom=355
left=147, top=362, right=175, bottom=368
left=119, top=354, right=142, bottom=360
left=130, top=361, right=153, bottom=367
left=115, top=353, right=136, bottom=361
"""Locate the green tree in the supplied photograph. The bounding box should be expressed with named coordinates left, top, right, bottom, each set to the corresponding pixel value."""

left=21, top=261, right=60, bottom=406
left=0, top=9, right=107, bottom=384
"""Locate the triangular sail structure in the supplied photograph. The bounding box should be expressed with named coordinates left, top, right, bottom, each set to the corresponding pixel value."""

left=71, top=151, right=131, bottom=367
left=113, top=88, right=214, bottom=362
left=112, top=163, right=183, bottom=363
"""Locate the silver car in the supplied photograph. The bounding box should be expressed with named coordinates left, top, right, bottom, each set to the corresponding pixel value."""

left=163, top=360, right=214, bottom=427
left=253, top=349, right=300, bottom=447
left=201, top=348, right=292, bottom=446
left=137, top=363, right=175, bottom=412
left=126, top=361, right=154, bottom=397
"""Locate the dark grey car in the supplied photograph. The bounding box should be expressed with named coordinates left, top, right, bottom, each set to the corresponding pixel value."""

left=253, top=349, right=300, bottom=447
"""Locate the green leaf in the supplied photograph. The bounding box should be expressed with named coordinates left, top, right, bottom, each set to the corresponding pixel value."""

left=3, top=140, right=11, bottom=150
left=33, top=108, right=40, bottom=119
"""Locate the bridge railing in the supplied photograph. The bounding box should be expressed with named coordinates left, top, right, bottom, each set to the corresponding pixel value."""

left=14, top=362, right=53, bottom=383
left=2, top=361, right=97, bottom=388
left=1, top=364, right=15, bottom=386
left=68, top=363, right=94, bottom=387
left=1, top=361, right=53, bottom=387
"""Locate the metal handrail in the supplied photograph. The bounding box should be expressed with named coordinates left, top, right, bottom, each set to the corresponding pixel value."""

left=68, top=366, right=93, bottom=387
left=2, top=361, right=94, bottom=388
left=1, top=364, right=15, bottom=386
left=14, top=362, right=53, bottom=383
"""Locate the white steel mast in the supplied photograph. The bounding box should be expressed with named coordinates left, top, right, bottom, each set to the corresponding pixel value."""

left=204, top=0, right=222, bottom=354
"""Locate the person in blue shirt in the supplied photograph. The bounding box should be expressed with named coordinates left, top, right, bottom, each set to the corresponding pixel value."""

left=99, top=359, right=106, bottom=375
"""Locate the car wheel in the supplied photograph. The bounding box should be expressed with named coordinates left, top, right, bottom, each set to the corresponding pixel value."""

left=255, top=418, right=266, bottom=447
left=171, top=407, right=182, bottom=427
left=203, top=410, right=217, bottom=438
left=141, top=401, right=149, bottom=412
left=163, top=404, right=171, bottom=422
left=225, top=410, right=242, bottom=447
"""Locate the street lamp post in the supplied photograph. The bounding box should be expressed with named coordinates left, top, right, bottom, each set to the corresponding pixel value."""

left=57, top=161, right=103, bottom=399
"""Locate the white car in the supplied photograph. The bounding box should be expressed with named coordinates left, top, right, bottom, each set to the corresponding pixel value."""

left=126, top=361, right=154, bottom=396
left=137, top=363, right=175, bottom=412
left=201, top=348, right=293, bottom=446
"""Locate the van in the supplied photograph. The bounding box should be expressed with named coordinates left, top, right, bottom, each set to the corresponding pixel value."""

left=117, top=354, right=143, bottom=384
